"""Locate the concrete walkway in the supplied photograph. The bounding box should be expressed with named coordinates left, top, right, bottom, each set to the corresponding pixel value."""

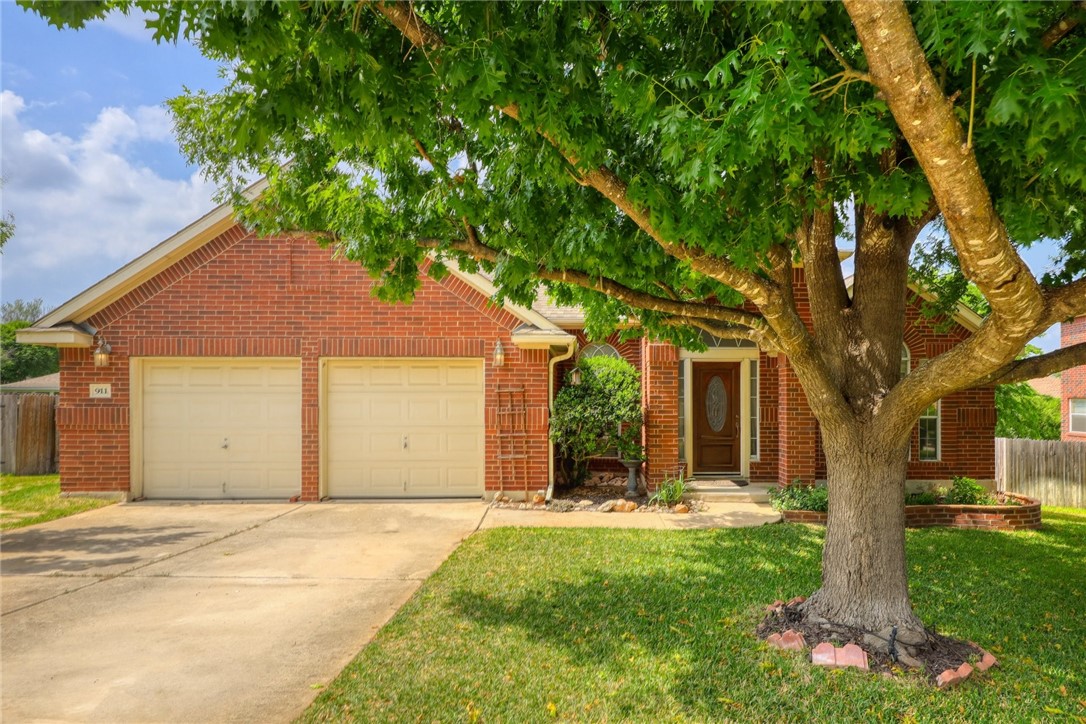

left=480, top=502, right=781, bottom=529
left=1, top=499, right=777, bottom=723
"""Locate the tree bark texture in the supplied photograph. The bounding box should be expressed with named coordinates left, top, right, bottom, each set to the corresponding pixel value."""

left=805, top=422, right=924, bottom=634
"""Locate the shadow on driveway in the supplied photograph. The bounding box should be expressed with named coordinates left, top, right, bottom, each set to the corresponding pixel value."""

left=1, top=525, right=203, bottom=575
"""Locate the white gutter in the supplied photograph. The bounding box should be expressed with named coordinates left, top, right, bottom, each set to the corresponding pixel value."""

left=546, top=340, right=578, bottom=501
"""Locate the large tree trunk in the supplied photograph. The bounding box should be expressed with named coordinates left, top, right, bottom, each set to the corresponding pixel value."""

left=804, top=420, right=925, bottom=635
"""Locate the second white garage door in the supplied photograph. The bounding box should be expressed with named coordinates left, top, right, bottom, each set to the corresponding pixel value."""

left=325, top=359, right=485, bottom=497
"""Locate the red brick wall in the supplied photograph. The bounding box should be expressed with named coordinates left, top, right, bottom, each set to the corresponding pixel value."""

left=642, top=339, right=680, bottom=488
left=59, top=229, right=551, bottom=500
left=1062, top=316, right=1086, bottom=441
left=749, top=352, right=780, bottom=484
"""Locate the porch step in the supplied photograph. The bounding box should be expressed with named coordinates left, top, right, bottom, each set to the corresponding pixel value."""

left=684, top=482, right=774, bottom=504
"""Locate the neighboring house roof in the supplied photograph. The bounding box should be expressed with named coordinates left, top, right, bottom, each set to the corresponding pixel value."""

left=0, top=372, right=60, bottom=393
left=17, top=179, right=570, bottom=348
left=1027, top=376, right=1061, bottom=398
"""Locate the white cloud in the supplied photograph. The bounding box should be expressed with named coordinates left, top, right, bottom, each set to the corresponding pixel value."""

left=95, top=10, right=159, bottom=43
left=0, top=90, right=218, bottom=306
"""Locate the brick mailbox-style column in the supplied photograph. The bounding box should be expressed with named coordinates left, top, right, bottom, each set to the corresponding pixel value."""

left=642, top=339, right=680, bottom=490
left=776, top=355, right=818, bottom=487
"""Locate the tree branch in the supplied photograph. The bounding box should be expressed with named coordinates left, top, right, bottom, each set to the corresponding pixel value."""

left=845, top=0, right=1045, bottom=342
left=371, top=0, right=772, bottom=307
left=972, top=341, right=1086, bottom=388
left=416, top=236, right=773, bottom=337
left=1041, top=1, right=1086, bottom=50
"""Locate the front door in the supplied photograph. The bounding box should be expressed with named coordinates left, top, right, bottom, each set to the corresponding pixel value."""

left=692, top=362, right=741, bottom=474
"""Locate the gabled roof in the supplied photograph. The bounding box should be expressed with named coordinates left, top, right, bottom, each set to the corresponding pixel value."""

left=17, top=180, right=569, bottom=347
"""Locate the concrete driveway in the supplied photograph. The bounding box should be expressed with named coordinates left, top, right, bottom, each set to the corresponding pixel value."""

left=1, top=502, right=486, bottom=723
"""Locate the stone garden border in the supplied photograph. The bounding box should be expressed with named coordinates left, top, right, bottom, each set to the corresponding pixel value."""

left=781, top=493, right=1041, bottom=530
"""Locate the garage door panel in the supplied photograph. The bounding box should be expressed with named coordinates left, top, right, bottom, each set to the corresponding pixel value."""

left=446, top=364, right=483, bottom=388
left=447, top=433, right=482, bottom=453
left=368, top=365, right=404, bottom=386
left=407, top=399, right=442, bottom=420
left=142, top=360, right=301, bottom=500
left=446, top=398, right=483, bottom=423
left=189, top=367, right=226, bottom=387
left=407, top=365, right=442, bottom=386
left=326, top=359, right=484, bottom=498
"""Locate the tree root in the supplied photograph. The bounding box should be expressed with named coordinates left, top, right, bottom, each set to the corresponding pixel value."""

left=756, top=601, right=984, bottom=684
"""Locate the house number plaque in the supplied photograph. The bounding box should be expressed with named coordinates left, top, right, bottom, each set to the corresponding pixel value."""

left=89, top=383, right=112, bottom=399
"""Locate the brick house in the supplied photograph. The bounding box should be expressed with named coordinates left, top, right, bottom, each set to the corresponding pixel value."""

left=1061, top=316, right=1086, bottom=441
left=19, top=194, right=997, bottom=501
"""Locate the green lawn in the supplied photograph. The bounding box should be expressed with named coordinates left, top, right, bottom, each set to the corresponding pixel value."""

left=0, top=474, right=114, bottom=530
left=303, top=509, right=1085, bottom=722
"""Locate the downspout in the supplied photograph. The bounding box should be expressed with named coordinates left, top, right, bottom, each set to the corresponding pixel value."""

left=546, top=340, right=578, bottom=502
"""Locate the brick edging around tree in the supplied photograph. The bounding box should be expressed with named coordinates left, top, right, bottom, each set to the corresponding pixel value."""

left=780, top=493, right=1041, bottom=530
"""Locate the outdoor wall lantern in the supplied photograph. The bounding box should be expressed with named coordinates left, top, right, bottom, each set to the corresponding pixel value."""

left=571, top=366, right=583, bottom=385
left=493, top=340, right=505, bottom=367
left=93, top=337, right=112, bottom=367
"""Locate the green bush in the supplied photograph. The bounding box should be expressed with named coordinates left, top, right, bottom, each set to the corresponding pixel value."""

left=905, top=491, right=939, bottom=506
left=768, top=483, right=829, bottom=513
left=550, top=356, right=642, bottom=486
left=940, top=476, right=998, bottom=506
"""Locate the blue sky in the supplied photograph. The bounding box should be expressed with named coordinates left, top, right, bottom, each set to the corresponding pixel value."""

left=0, top=4, right=1063, bottom=350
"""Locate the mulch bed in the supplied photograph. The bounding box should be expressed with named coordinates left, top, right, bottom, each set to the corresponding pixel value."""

left=552, top=473, right=636, bottom=504
left=757, top=602, right=982, bottom=684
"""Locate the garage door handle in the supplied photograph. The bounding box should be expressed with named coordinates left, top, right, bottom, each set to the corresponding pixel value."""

left=221, top=438, right=229, bottom=449
left=402, top=435, right=408, bottom=450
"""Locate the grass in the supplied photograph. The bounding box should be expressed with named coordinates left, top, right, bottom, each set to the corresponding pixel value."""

left=302, top=508, right=1086, bottom=723
left=0, top=474, right=114, bottom=530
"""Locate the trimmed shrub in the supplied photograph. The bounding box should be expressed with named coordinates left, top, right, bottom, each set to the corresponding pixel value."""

left=550, top=356, right=642, bottom=486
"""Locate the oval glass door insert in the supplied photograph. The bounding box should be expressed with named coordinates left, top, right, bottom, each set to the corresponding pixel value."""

left=706, top=376, right=727, bottom=432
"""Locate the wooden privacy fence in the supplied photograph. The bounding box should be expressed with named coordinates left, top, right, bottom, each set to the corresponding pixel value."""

left=0, top=393, right=59, bottom=475
left=995, top=437, right=1086, bottom=508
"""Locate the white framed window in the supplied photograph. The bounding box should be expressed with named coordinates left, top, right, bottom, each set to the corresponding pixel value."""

left=901, top=344, right=911, bottom=378
left=1072, top=399, right=1086, bottom=434
left=749, top=360, right=759, bottom=460
left=579, top=342, right=621, bottom=361
left=919, top=402, right=940, bottom=461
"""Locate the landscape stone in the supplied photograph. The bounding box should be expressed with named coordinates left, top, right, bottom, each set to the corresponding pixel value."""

left=532, top=493, right=546, bottom=505
left=674, top=503, right=690, bottom=514
left=837, top=644, right=869, bottom=671
left=598, top=500, right=618, bottom=513
left=786, top=595, right=807, bottom=607
left=936, top=669, right=961, bottom=689
left=811, top=642, right=836, bottom=667
left=977, top=651, right=998, bottom=672
left=956, top=662, right=974, bottom=680
left=779, top=630, right=806, bottom=651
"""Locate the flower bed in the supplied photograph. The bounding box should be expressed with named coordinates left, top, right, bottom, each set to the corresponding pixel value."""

left=780, top=492, right=1041, bottom=530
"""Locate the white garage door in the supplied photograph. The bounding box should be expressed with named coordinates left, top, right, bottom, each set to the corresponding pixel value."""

left=141, top=359, right=301, bottom=499
left=325, top=359, right=485, bottom=498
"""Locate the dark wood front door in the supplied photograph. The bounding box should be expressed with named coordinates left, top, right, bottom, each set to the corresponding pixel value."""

left=693, top=362, right=741, bottom=473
